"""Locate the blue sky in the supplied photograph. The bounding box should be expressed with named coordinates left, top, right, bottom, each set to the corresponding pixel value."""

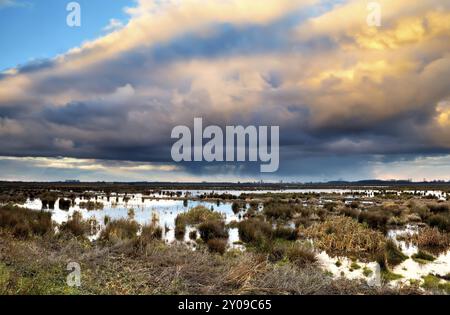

left=0, top=0, right=131, bottom=71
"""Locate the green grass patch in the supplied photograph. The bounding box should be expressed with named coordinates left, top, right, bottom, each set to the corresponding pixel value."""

left=421, top=274, right=450, bottom=294
left=411, top=250, right=435, bottom=264
left=381, top=270, right=403, bottom=281
left=363, top=267, right=373, bottom=277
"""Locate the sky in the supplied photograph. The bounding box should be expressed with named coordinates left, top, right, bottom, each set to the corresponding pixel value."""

left=0, top=0, right=450, bottom=182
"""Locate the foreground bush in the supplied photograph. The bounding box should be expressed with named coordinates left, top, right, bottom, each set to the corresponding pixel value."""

left=0, top=205, right=52, bottom=238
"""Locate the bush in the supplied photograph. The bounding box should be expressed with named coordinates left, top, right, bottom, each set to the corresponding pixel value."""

left=176, top=206, right=224, bottom=225
left=268, top=241, right=316, bottom=267
left=231, top=202, right=242, bottom=214
left=385, top=240, right=407, bottom=267
left=340, top=207, right=360, bottom=219
left=189, top=230, right=197, bottom=240
left=358, top=208, right=390, bottom=230
left=79, top=201, right=103, bottom=211
left=273, top=226, right=297, bottom=241
left=300, top=216, right=386, bottom=260
left=140, top=224, right=163, bottom=240
left=428, top=203, right=449, bottom=214
left=206, top=238, right=227, bottom=254
left=100, top=219, right=139, bottom=243
left=198, top=220, right=228, bottom=242
left=405, top=227, right=449, bottom=252
left=58, top=199, right=71, bottom=211
left=238, top=218, right=272, bottom=244
left=427, top=214, right=450, bottom=232
left=174, top=218, right=186, bottom=241
left=412, top=250, right=435, bottom=263
left=12, top=222, right=31, bottom=238
left=0, top=205, right=53, bottom=238
left=40, top=192, right=58, bottom=209
left=263, top=203, right=296, bottom=220
left=59, top=211, right=91, bottom=238
left=175, top=206, right=225, bottom=241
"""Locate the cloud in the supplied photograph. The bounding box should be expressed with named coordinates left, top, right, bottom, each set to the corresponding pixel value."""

left=103, top=19, right=125, bottom=32
left=0, top=0, right=31, bottom=9
left=0, top=0, right=449, bottom=180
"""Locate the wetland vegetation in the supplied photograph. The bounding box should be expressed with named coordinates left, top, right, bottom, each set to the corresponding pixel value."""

left=1, top=182, right=450, bottom=295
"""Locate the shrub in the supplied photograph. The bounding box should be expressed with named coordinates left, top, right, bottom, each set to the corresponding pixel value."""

left=206, top=238, right=227, bottom=254
left=174, top=206, right=224, bottom=241
left=409, top=201, right=430, bottom=221
left=0, top=205, right=53, bottom=238
left=189, top=230, right=197, bottom=240
left=231, top=202, right=242, bottom=214
left=285, top=244, right=317, bottom=267
left=40, top=192, right=58, bottom=209
left=421, top=274, right=450, bottom=294
left=268, top=241, right=316, bottom=267
left=428, top=203, right=449, bottom=214
left=12, top=222, right=31, bottom=238
left=198, top=220, right=228, bottom=242
left=140, top=224, right=163, bottom=241
left=177, top=206, right=224, bottom=225
left=100, top=219, right=139, bottom=243
left=412, top=250, right=435, bottom=263
left=350, top=201, right=359, bottom=209
left=263, top=203, right=295, bottom=220
left=340, top=207, right=360, bottom=219
left=273, top=226, right=297, bottom=241
left=59, top=211, right=91, bottom=238
left=58, top=199, right=71, bottom=211
left=300, top=216, right=386, bottom=260
left=238, top=218, right=272, bottom=244
left=427, top=214, right=450, bottom=232
left=385, top=240, right=407, bottom=267
left=174, top=218, right=186, bottom=241
left=406, top=227, right=450, bottom=252
left=358, top=208, right=390, bottom=230
left=78, top=201, right=103, bottom=211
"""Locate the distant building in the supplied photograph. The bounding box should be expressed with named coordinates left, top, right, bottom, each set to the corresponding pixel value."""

left=65, top=179, right=80, bottom=183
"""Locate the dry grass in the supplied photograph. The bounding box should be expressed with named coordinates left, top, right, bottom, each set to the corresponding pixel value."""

left=198, top=220, right=228, bottom=242
left=99, top=219, right=139, bottom=243
left=0, top=205, right=53, bottom=238
left=299, top=216, right=386, bottom=260
left=59, top=211, right=93, bottom=238
left=206, top=238, right=227, bottom=254
left=403, top=227, right=450, bottom=253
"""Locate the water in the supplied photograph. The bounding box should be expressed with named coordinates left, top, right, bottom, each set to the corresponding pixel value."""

left=21, top=195, right=242, bottom=246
